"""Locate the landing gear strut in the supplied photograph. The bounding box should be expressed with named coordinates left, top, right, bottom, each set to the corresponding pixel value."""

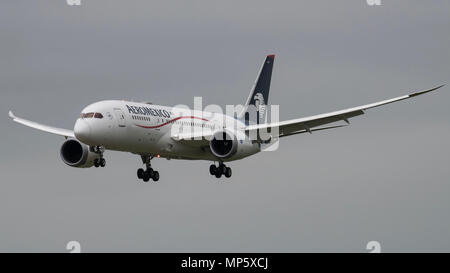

left=92, top=146, right=106, bottom=168
left=137, top=155, right=160, bottom=182
left=209, top=162, right=232, bottom=178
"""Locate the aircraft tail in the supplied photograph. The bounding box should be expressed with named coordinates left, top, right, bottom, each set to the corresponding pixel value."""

left=238, top=54, right=275, bottom=124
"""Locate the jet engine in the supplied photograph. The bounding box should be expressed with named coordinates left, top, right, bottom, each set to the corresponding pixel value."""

left=60, top=139, right=99, bottom=168
left=209, top=130, right=238, bottom=159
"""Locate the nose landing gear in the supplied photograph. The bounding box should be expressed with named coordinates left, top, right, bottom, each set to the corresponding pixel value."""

left=209, top=162, right=232, bottom=178
left=94, top=158, right=106, bottom=168
left=92, top=146, right=106, bottom=167
left=137, top=155, right=160, bottom=182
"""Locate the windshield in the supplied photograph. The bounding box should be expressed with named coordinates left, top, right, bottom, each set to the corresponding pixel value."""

left=80, top=112, right=103, bottom=119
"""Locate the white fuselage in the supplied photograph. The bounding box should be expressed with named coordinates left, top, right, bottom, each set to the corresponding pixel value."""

left=74, top=100, right=260, bottom=161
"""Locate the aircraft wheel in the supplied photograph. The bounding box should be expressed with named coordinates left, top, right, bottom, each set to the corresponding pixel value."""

left=147, top=168, right=154, bottom=178
left=209, top=165, right=217, bottom=175
left=224, top=167, right=232, bottom=178
left=220, top=165, right=227, bottom=175
left=142, top=172, right=150, bottom=182
left=152, top=171, right=160, bottom=182
left=100, top=158, right=106, bottom=167
left=94, top=159, right=99, bottom=168
left=137, top=168, right=144, bottom=179
left=215, top=170, right=222, bottom=178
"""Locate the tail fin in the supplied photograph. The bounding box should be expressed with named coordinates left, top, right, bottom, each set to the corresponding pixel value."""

left=238, top=54, right=275, bottom=124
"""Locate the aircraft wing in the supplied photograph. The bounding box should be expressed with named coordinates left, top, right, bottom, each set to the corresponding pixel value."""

left=9, top=111, right=75, bottom=138
left=246, top=85, right=445, bottom=138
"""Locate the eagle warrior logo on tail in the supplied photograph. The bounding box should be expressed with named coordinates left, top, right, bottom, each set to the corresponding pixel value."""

left=253, top=92, right=266, bottom=122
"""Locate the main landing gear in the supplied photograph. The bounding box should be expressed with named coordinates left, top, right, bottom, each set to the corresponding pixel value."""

left=137, top=155, right=160, bottom=182
left=92, top=146, right=106, bottom=168
left=209, top=162, right=232, bottom=178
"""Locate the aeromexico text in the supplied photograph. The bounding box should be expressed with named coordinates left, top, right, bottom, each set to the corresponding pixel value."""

left=126, top=105, right=171, bottom=118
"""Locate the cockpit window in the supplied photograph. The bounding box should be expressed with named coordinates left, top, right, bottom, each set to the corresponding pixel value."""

left=80, top=112, right=103, bottom=119
left=81, top=112, right=94, bottom=118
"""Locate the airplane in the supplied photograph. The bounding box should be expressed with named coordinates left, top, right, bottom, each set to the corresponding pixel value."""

left=9, top=54, right=444, bottom=182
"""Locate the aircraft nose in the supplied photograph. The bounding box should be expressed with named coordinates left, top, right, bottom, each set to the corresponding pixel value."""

left=74, top=119, right=91, bottom=142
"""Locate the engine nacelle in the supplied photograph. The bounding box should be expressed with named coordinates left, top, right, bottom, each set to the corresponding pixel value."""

left=209, top=130, right=238, bottom=159
left=60, top=139, right=99, bottom=168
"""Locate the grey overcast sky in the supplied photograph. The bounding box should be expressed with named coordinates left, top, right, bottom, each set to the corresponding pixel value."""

left=1, top=0, right=449, bottom=252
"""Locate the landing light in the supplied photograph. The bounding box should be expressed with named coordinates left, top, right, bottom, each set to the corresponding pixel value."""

left=157, top=154, right=160, bottom=158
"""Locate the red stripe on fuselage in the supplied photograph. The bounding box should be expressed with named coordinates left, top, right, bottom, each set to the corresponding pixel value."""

left=134, top=116, right=209, bottom=129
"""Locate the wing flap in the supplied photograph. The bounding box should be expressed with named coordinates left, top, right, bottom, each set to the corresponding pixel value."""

left=279, top=124, right=348, bottom=138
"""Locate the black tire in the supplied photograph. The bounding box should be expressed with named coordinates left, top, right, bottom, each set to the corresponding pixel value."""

left=215, top=170, right=222, bottom=178
left=137, top=168, right=144, bottom=179
left=220, top=165, right=227, bottom=174
left=100, top=158, right=106, bottom=167
left=142, top=172, right=150, bottom=182
left=94, top=159, right=99, bottom=168
left=152, top=171, right=160, bottom=182
left=225, top=167, right=232, bottom=178
left=209, top=165, right=217, bottom=175
left=147, top=168, right=154, bottom=178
